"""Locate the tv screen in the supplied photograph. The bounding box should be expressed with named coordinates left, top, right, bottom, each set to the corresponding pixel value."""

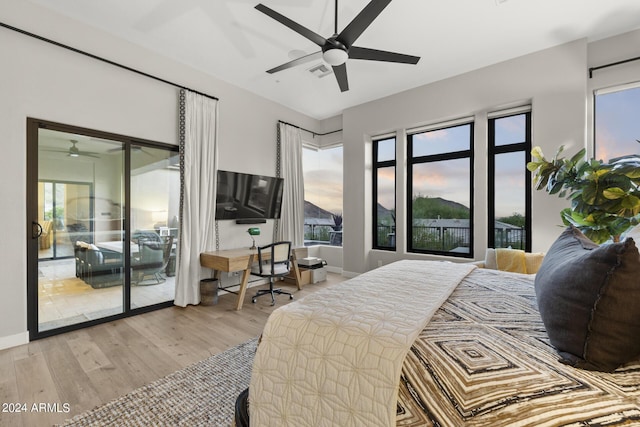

left=215, top=170, right=284, bottom=221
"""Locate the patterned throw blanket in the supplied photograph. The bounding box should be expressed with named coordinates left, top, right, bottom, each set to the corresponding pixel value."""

left=397, top=268, right=640, bottom=426
left=250, top=260, right=476, bottom=427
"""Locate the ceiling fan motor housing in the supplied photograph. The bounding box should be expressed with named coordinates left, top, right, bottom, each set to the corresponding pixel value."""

left=322, top=37, right=348, bottom=66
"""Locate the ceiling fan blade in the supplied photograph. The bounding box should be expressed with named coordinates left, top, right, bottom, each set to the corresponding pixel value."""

left=41, top=148, right=69, bottom=153
left=348, top=46, right=420, bottom=64
left=41, top=148, right=100, bottom=158
left=337, top=0, right=391, bottom=47
left=332, top=63, right=349, bottom=92
left=255, top=4, right=327, bottom=47
left=267, top=51, right=322, bottom=74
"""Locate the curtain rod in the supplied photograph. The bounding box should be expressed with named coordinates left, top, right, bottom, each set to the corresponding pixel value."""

left=589, top=55, right=640, bottom=78
left=0, top=21, right=219, bottom=101
left=278, top=120, right=342, bottom=138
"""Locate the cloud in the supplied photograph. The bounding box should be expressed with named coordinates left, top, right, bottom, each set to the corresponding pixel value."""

left=411, top=160, right=470, bottom=204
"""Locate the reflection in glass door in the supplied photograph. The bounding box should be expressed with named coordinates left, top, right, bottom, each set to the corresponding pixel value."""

left=38, top=181, right=93, bottom=260
left=34, top=125, right=125, bottom=333
left=130, top=144, right=179, bottom=309
left=27, top=118, right=179, bottom=340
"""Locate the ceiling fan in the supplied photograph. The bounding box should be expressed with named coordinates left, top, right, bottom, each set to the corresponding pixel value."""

left=42, top=140, right=100, bottom=158
left=255, top=0, right=420, bottom=92
left=107, top=145, right=154, bottom=156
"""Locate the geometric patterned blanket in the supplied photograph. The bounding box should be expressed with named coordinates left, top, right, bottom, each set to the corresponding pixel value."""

left=397, top=268, right=640, bottom=426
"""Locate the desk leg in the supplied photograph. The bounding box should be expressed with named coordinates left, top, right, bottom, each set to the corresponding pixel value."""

left=292, top=262, right=303, bottom=290
left=235, top=255, right=254, bottom=310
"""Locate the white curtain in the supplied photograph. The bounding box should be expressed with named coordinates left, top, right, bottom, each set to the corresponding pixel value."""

left=174, top=90, right=218, bottom=307
left=276, top=122, right=305, bottom=247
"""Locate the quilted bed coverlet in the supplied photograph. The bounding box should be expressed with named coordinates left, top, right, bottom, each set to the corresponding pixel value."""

left=249, top=260, right=476, bottom=427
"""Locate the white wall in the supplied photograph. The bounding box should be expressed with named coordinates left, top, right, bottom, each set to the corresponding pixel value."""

left=0, top=0, right=322, bottom=347
left=341, top=39, right=590, bottom=275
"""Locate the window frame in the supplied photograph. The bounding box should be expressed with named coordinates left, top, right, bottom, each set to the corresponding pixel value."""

left=406, top=121, right=474, bottom=258
left=487, top=110, right=532, bottom=251
left=372, top=136, right=396, bottom=251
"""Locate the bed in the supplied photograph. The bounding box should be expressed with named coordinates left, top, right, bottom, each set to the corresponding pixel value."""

left=240, top=232, right=640, bottom=426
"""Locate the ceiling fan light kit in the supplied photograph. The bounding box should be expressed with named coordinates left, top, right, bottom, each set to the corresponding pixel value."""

left=256, top=0, right=420, bottom=92
left=323, top=47, right=348, bottom=66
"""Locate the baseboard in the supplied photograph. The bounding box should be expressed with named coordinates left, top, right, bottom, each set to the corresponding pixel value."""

left=0, top=331, right=29, bottom=351
left=341, top=270, right=359, bottom=279
left=325, top=265, right=343, bottom=275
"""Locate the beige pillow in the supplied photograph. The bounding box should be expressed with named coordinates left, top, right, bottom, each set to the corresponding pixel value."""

left=495, top=248, right=527, bottom=274
left=484, top=248, right=497, bottom=269
left=524, top=252, right=545, bottom=274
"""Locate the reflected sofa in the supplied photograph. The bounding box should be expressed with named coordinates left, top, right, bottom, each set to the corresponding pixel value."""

left=74, top=241, right=123, bottom=288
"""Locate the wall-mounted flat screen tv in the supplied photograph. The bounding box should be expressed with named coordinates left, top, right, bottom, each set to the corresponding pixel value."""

left=215, top=170, right=284, bottom=222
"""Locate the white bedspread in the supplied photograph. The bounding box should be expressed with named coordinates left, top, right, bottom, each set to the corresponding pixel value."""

left=249, top=260, right=476, bottom=426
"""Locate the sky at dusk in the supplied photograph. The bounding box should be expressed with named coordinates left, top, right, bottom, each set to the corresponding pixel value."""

left=303, top=145, right=343, bottom=215
left=595, top=86, right=640, bottom=161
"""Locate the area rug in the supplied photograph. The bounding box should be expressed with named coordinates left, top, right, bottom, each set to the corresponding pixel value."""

left=59, top=337, right=257, bottom=426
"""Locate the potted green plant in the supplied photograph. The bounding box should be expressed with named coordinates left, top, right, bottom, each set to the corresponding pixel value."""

left=331, top=212, right=343, bottom=231
left=527, top=145, right=640, bottom=243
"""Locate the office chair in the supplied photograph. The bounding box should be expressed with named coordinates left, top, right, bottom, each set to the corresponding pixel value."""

left=251, top=241, right=294, bottom=306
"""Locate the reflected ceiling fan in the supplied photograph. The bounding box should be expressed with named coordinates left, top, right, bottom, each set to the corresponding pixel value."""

left=43, top=140, right=100, bottom=158
left=255, top=0, right=420, bottom=92
left=107, top=145, right=154, bottom=156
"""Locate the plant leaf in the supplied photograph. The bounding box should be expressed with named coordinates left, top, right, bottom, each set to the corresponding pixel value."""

left=603, top=187, right=626, bottom=200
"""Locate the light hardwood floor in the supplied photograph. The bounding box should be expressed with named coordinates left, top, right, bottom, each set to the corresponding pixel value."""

left=0, top=273, right=343, bottom=427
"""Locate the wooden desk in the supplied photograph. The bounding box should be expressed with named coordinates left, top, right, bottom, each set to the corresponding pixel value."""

left=200, top=248, right=256, bottom=310
left=200, top=248, right=303, bottom=310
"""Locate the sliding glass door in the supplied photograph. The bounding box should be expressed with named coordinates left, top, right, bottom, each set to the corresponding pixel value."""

left=27, top=119, right=179, bottom=339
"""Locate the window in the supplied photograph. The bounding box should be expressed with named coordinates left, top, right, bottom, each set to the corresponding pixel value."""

left=302, top=145, right=343, bottom=246
left=407, top=121, right=473, bottom=257
left=488, top=110, right=531, bottom=251
left=595, top=84, right=640, bottom=161
left=373, top=136, right=396, bottom=250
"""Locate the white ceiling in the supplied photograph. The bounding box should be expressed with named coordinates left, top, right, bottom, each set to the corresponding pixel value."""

left=26, top=0, right=640, bottom=120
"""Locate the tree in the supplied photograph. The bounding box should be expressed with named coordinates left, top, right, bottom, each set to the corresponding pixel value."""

left=498, top=213, right=525, bottom=228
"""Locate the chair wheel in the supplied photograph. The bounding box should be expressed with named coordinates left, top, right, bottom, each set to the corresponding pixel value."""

left=289, top=295, right=294, bottom=300
left=252, top=298, right=257, bottom=303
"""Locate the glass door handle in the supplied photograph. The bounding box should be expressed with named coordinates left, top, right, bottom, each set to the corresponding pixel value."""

left=32, top=221, right=43, bottom=239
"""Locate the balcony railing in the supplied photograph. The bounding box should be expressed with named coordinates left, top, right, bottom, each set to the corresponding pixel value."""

left=411, top=225, right=470, bottom=252
left=376, top=225, right=395, bottom=248
left=376, top=224, right=525, bottom=252
left=304, top=223, right=342, bottom=246
left=306, top=222, right=525, bottom=250
left=494, top=227, right=526, bottom=250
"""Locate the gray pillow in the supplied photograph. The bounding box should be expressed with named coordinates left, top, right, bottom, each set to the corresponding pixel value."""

left=535, top=226, right=640, bottom=372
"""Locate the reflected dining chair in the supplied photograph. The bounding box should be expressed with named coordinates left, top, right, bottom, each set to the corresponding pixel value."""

left=132, top=235, right=173, bottom=285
